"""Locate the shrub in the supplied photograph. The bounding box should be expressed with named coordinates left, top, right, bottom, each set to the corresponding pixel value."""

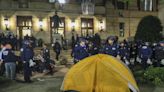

left=143, top=66, right=164, bottom=86
left=135, top=15, right=163, bottom=42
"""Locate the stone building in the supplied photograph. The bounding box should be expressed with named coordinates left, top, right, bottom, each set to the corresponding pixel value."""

left=158, top=0, right=164, bottom=36
left=0, top=0, right=160, bottom=43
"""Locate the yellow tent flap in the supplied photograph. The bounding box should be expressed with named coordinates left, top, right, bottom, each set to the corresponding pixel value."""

left=61, top=54, right=139, bottom=92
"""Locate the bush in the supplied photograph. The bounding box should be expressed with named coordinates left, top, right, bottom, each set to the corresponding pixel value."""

left=135, top=15, right=163, bottom=42
left=143, top=66, right=164, bottom=86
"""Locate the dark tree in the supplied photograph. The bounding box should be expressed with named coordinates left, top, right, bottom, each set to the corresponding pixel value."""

left=135, top=15, right=163, bottom=42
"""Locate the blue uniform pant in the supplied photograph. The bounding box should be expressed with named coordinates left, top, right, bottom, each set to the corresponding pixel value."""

left=23, top=62, right=32, bottom=82
left=5, top=62, right=16, bottom=80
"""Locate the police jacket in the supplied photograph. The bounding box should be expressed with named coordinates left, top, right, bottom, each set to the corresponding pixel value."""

left=139, top=46, right=152, bottom=59
left=103, top=44, right=118, bottom=57
left=53, top=42, right=61, bottom=53
left=21, top=47, right=34, bottom=62
left=42, top=48, right=50, bottom=60
left=118, top=47, right=129, bottom=59
left=155, top=46, right=164, bottom=60
left=73, top=44, right=89, bottom=60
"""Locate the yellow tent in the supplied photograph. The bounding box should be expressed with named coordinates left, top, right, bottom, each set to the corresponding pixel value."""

left=61, top=54, right=139, bottom=92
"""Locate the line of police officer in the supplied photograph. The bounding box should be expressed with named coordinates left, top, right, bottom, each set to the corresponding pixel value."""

left=72, top=35, right=164, bottom=70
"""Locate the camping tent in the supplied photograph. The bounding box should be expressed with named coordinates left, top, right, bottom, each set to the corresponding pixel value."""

left=61, top=54, right=139, bottom=92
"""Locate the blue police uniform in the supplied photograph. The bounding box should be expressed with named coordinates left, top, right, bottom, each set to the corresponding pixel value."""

left=118, top=46, right=130, bottom=63
left=22, top=39, right=30, bottom=48
left=154, top=41, right=164, bottom=67
left=139, top=45, right=152, bottom=69
left=42, top=48, right=50, bottom=62
left=73, top=44, right=89, bottom=64
left=42, top=48, right=52, bottom=73
left=88, top=42, right=100, bottom=56
left=21, top=45, right=34, bottom=82
left=103, top=44, right=118, bottom=57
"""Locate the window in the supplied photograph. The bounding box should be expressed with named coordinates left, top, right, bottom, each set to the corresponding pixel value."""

left=119, top=22, right=125, bottom=37
left=138, top=0, right=158, bottom=11
left=81, top=18, right=94, bottom=37
left=17, top=16, right=32, bottom=27
left=17, top=16, right=33, bottom=38
left=112, top=0, right=129, bottom=10
left=18, top=0, right=29, bottom=8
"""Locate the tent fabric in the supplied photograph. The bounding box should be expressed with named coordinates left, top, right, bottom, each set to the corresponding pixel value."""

left=61, top=54, right=139, bottom=92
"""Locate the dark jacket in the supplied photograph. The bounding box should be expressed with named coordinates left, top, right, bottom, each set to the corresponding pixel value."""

left=42, top=48, right=50, bottom=60
left=21, top=47, right=34, bottom=62
left=155, top=46, right=164, bottom=60
left=2, top=49, right=17, bottom=63
left=53, top=42, right=61, bottom=53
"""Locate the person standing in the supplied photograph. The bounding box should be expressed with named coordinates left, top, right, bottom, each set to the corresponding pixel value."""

left=102, top=36, right=119, bottom=57
left=71, top=33, right=75, bottom=49
left=72, top=38, right=89, bottom=64
left=118, top=42, right=130, bottom=64
left=2, top=43, right=17, bottom=80
left=52, top=39, right=61, bottom=61
left=154, top=41, right=164, bottom=67
left=130, top=42, right=138, bottom=64
left=139, top=42, right=152, bottom=69
left=42, top=44, right=53, bottom=74
left=21, top=42, right=34, bottom=83
left=76, top=34, right=79, bottom=44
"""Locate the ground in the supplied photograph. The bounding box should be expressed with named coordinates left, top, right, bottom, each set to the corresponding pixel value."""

left=0, top=65, right=69, bottom=92
left=1, top=67, right=164, bottom=92
left=0, top=49, right=164, bottom=92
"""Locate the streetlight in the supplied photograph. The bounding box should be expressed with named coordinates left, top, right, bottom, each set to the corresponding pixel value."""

left=4, top=18, right=9, bottom=30
left=99, top=20, right=104, bottom=32
left=71, top=20, right=75, bottom=31
left=39, top=19, right=43, bottom=31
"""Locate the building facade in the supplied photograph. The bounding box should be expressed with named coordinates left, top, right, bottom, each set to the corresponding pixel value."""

left=0, top=0, right=159, bottom=43
left=158, top=0, right=164, bottom=36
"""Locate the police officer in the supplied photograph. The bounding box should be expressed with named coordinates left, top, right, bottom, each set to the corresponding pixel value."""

left=42, top=44, right=52, bottom=74
left=139, top=42, right=152, bottom=69
left=88, top=41, right=100, bottom=56
left=154, top=41, right=164, bottom=67
left=151, top=43, right=157, bottom=65
left=118, top=42, right=130, bottom=64
left=52, top=39, right=61, bottom=61
left=29, top=35, right=36, bottom=48
left=73, top=38, right=89, bottom=64
left=21, top=41, right=34, bottom=83
left=130, top=42, right=138, bottom=64
left=2, top=43, right=17, bottom=80
left=102, top=36, right=118, bottom=57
